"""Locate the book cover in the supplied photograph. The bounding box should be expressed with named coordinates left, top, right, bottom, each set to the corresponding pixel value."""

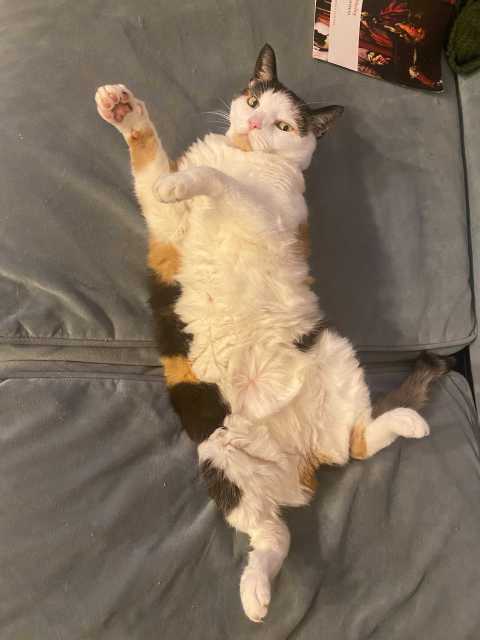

left=313, top=1, right=457, bottom=91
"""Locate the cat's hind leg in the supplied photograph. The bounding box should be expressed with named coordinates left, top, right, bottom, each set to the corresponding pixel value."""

left=350, top=408, right=430, bottom=460
left=198, top=417, right=307, bottom=622
left=230, top=504, right=290, bottom=623
left=349, top=354, right=448, bottom=459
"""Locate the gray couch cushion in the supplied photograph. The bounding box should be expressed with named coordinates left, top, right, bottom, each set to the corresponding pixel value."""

left=0, top=1, right=474, bottom=365
left=459, top=72, right=480, bottom=404
left=1, top=363, right=479, bottom=639
left=308, top=63, right=474, bottom=354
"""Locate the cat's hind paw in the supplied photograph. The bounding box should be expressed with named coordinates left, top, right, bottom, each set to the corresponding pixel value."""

left=389, top=408, right=430, bottom=439
left=95, top=84, right=149, bottom=135
left=240, top=567, right=271, bottom=623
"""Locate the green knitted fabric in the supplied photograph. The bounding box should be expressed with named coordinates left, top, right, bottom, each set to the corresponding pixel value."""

left=447, top=0, right=480, bottom=74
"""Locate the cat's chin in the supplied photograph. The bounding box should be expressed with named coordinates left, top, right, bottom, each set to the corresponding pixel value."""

left=226, top=129, right=271, bottom=154
left=226, top=131, right=253, bottom=152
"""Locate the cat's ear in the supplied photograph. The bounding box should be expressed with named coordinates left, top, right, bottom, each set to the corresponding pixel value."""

left=252, top=43, right=278, bottom=83
left=310, top=105, right=344, bottom=138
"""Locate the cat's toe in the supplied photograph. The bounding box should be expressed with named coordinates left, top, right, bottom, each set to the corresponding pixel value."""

left=118, top=85, right=133, bottom=103
left=95, top=86, right=116, bottom=122
left=240, top=567, right=271, bottom=623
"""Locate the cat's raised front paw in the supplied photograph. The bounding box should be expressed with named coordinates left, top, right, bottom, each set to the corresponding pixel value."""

left=95, top=84, right=149, bottom=134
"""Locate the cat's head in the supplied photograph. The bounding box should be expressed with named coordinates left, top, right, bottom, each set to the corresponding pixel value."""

left=227, top=44, right=343, bottom=170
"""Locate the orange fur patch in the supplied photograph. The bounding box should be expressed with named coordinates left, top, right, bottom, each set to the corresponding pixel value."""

left=350, top=423, right=368, bottom=459
left=297, top=223, right=311, bottom=259
left=161, top=356, right=199, bottom=387
left=294, top=223, right=315, bottom=286
left=299, top=451, right=337, bottom=492
left=316, top=452, right=337, bottom=465
left=148, top=240, right=181, bottom=284
left=299, top=464, right=318, bottom=493
left=128, top=127, right=158, bottom=171
left=230, top=133, right=253, bottom=152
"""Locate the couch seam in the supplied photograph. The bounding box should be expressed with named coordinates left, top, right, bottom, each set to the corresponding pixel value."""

left=0, top=330, right=476, bottom=352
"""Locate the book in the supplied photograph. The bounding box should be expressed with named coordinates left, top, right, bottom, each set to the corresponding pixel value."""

left=313, top=0, right=457, bottom=91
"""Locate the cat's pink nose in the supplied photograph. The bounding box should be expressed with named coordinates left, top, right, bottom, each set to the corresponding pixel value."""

left=248, top=116, right=262, bottom=130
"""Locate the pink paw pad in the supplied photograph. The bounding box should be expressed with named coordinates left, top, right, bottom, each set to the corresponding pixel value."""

left=95, top=84, right=137, bottom=127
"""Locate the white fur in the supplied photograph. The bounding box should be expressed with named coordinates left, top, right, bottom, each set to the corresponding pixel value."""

left=95, top=84, right=430, bottom=623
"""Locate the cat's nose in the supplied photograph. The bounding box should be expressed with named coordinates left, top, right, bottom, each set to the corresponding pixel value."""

left=248, top=116, right=262, bottom=130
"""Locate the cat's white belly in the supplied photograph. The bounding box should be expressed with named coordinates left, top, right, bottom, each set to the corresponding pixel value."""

left=178, top=294, right=237, bottom=383
left=175, top=275, right=256, bottom=386
left=173, top=218, right=369, bottom=466
left=174, top=208, right=294, bottom=386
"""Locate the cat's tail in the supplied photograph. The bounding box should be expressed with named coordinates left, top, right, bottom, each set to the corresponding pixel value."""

left=371, top=352, right=451, bottom=419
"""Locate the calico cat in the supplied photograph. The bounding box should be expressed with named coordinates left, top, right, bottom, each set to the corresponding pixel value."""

left=95, top=44, right=446, bottom=623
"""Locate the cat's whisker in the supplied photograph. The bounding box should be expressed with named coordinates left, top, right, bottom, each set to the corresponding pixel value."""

left=205, top=121, right=230, bottom=133
left=203, top=112, right=229, bottom=118
left=219, top=98, right=231, bottom=111
left=203, top=113, right=229, bottom=119
left=203, top=121, right=230, bottom=131
left=203, top=118, right=230, bottom=128
left=203, top=109, right=230, bottom=120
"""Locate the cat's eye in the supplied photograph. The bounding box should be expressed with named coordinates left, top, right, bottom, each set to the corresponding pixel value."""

left=247, top=95, right=259, bottom=108
left=276, top=121, right=293, bottom=132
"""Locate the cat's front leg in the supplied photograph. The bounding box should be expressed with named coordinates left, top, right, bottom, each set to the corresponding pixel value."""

left=154, top=167, right=228, bottom=203
left=95, top=84, right=185, bottom=241
left=95, top=84, right=169, bottom=174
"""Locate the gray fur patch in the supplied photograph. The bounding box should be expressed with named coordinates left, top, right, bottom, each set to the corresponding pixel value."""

left=372, top=352, right=449, bottom=419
